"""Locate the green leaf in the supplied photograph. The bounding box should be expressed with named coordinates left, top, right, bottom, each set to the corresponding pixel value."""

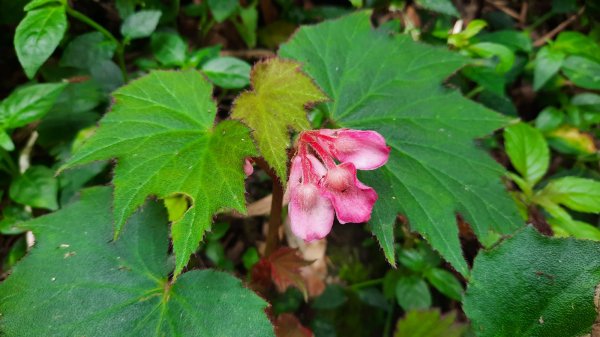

left=535, top=107, right=564, bottom=133
left=0, top=82, right=67, bottom=133
left=0, top=187, right=274, bottom=336
left=448, top=19, right=487, bottom=48
left=62, top=70, right=256, bottom=277
left=23, top=0, right=62, bottom=11
left=395, top=275, right=432, bottom=310
left=233, top=5, right=258, bottom=48
left=468, top=42, right=515, bottom=74
left=414, top=0, right=459, bottom=17
left=533, top=46, right=565, bottom=91
left=279, top=12, right=522, bottom=275
left=504, top=122, right=549, bottom=187
left=424, top=268, right=463, bottom=301
left=463, top=226, right=600, bottom=337
left=151, top=31, right=187, bottom=67
left=572, top=93, right=600, bottom=112
left=538, top=177, right=600, bottom=213
left=554, top=31, right=600, bottom=63
left=201, top=56, right=251, bottom=89
left=9, top=166, right=58, bottom=210
left=232, top=58, right=327, bottom=182
left=0, top=205, right=31, bottom=235
left=561, top=56, right=600, bottom=90
left=394, top=309, right=466, bottom=337
left=462, top=65, right=505, bottom=96
left=208, top=0, right=239, bottom=22
left=477, top=30, right=532, bottom=53
left=121, top=10, right=162, bottom=40
left=14, top=4, right=67, bottom=78
left=60, top=32, right=117, bottom=70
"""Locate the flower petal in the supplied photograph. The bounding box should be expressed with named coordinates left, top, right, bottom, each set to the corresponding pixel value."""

left=319, top=129, right=390, bottom=170
left=321, top=162, right=378, bottom=224
left=244, top=158, right=254, bottom=176
left=289, top=183, right=335, bottom=242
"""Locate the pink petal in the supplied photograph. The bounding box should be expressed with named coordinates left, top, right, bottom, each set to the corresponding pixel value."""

left=244, top=158, right=254, bottom=176
left=286, top=154, right=334, bottom=241
left=319, top=129, right=390, bottom=170
left=289, top=182, right=335, bottom=242
left=321, top=162, right=378, bottom=224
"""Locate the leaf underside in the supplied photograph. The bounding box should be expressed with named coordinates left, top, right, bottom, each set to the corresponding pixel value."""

left=0, top=187, right=274, bottom=337
left=62, top=70, right=256, bottom=276
left=279, top=11, right=523, bottom=275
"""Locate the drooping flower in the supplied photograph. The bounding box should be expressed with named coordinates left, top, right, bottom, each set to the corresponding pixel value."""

left=286, top=129, right=389, bottom=241
left=244, top=158, right=254, bottom=176
left=287, top=155, right=334, bottom=242
left=316, top=129, right=390, bottom=170
left=321, top=162, right=378, bottom=224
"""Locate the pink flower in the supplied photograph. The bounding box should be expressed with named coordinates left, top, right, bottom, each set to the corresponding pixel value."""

left=321, top=162, right=378, bottom=224
left=317, top=129, right=390, bottom=170
left=286, top=129, right=389, bottom=242
left=244, top=158, right=254, bottom=176
left=287, top=155, right=334, bottom=242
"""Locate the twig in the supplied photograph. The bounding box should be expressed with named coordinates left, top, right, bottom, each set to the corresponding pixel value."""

left=221, top=49, right=276, bottom=59
left=253, top=157, right=284, bottom=256
left=533, top=7, right=585, bottom=47
left=485, top=0, right=520, bottom=20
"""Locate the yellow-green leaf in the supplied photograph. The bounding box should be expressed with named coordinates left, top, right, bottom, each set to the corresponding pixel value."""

left=232, top=58, right=327, bottom=182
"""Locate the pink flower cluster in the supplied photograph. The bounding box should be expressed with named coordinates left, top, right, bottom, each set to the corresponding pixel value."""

left=286, top=129, right=390, bottom=242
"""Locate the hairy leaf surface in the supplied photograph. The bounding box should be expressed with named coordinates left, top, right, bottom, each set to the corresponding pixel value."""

left=232, top=59, right=327, bottom=181
left=463, top=226, right=600, bottom=337
left=62, top=70, right=256, bottom=276
left=279, top=12, right=522, bottom=275
left=0, top=187, right=273, bottom=337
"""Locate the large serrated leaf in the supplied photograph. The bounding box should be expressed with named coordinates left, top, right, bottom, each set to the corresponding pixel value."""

left=463, top=226, right=600, bottom=337
left=279, top=12, right=523, bottom=275
left=232, top=58, right=327, bottom=182
left=62, top=70, right=256, bottom=276
left=0, top=187, right=274, bottom=337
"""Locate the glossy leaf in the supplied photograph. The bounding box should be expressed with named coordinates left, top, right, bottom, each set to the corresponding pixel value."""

left=60, top=32, right=117, bottom=69
left=464, top=226, right=600, bottom=337
left=562, top=56, right=600, bottom=90
left=208, top=0, right=239, bottom=22
left=424, top=268, right=463, bottom=301
left=414, top=0, right=459, bottom=17
left=280, top=12, right=522, bottom=275
left=121, top=10, right=162, bottom=40
left=62, top=70, right=256, bottom=276
left=554, top=31, right=600, bottom=63
left=395, top=275, right=432, bottom=310
left=533, top=46, right=565, bottom=91
left=504, top=122, right=549, bottom=187
left=0, top=82, right=66, bottom=150
left=0, top=187, right=274, bottom=336
left=232, top=58, right=327, bottom=181
left=394, top=310, right=466, bottom=337
left=14, top=4, right=67, bottom=78
left=9, top=166, right=58, bottom=210
left=201, top=56, right=251, bottom=89
left=538, top=177, right=600, bottom=213
left=151, top=31, right=187, bottom=67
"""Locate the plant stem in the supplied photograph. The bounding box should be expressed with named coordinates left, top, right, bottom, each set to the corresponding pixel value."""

left=253, top=157, right=284, bottom=256
left=0, top=150, right=18, bottom=177
left=265, top=175, right=283, bottom=256
left=65, top=6, right=128, bottom=81
left=348, top=278, right=384, bottom=290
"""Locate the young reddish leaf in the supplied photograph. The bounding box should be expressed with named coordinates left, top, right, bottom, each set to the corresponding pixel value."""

left=61, top=70, right=256, bottom=277
left=275, top=314, right=314, bottom=337
left=252, top=247, right=313, bottom=298
left=232, top=58, right=327, bottom=183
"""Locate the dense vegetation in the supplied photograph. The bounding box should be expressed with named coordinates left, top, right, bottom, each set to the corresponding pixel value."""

left=0, top=0, right=599, bottom=336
